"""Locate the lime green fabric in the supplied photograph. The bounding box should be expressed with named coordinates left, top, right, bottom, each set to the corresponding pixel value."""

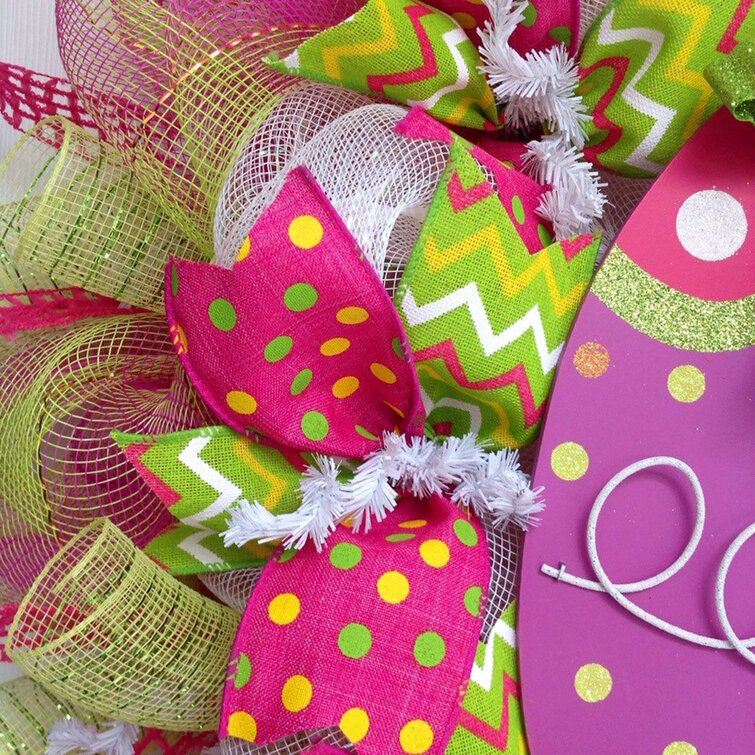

left=114, top=426, right=310, bottom=574
left=580, top=0, right=755, bottom=176
left=266, top=0, right=500, bottom=129
left=395, top=142, right=599, bottom=448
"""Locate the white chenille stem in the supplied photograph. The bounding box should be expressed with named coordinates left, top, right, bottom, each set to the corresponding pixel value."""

left=541, top=456, right=755, bottom=660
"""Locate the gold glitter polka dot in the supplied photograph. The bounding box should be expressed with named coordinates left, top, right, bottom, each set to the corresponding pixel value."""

left=662, top=742, right=698, bottom=755
left=667, top=365, right=705, bottom=403
left=574, top=663, right=612, bottom=702
left=573, top=341, right=610, bottom=378
left=551, top=442, right=589, bottom=481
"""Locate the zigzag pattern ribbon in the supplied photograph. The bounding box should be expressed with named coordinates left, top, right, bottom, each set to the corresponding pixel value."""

left=446, top=601, right=528, bottom=754
left=114, top=426, right=309, bottom=574
left=265, top=0, right=500, bottom=129
left=396, top=141, right=599, bottom=448
left=580, top=0, right=755, bottom=176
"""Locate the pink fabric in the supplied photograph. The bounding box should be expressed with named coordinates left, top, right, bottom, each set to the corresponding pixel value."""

left=165, top=166, right=425, bottom=458
left=396, top=108, right=553, bottom=252
left=220, top=495, right=490, bottom=753
left=423, top=0, right=579, bottom=54
left=303, top=744, right=351, bottom=754
left=0, top=288, right=135, bottom=337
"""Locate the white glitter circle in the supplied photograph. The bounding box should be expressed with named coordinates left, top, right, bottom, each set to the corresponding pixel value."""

left=675, top=190, right=747, bottom=261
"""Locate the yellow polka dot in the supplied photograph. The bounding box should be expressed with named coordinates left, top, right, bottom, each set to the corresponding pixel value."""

left=339, top=707, right=370, bottom=743
left=281, top=674, right=313, bottom=712
left=663, top=742, right=698, bottom=755
left=573, top=341, right=610, bottom=378
left=267, top=593, right=300, bottom=625
left=337, top=306, right=369, bottom=324
left=288, top=214, right=323, bottom=249
left=574, top=663, right=612, bottom=702
left=399, top=519, right=427, bottom=529
left=333, top=376, right=359, bottom=398
left=383, top=400, right=405, bottom=418
left=370, top=362, right=397, bottom=384
left=226, top=390, right=257, bottom=415
left=452, top=11, right=476, bottom=28
left=236, top=236, right=251, bottom=262
left=377, top=570, right=410, bottom=604
left=227, top=711, right=257, bottom=742
left=667, top=365, right=705, bottom=403
left=321, top=337, right=351, bottom=356
left=399, top=719, right=434, bottom=753
left=551, top=442, right=589, bottom=481
left=419, top=539, right=450, bottom=568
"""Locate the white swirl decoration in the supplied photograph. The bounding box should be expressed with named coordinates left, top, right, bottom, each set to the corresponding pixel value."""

left=542, top=456, right=755, bottom=664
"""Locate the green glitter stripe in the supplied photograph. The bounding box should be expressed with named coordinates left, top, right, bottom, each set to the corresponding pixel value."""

left=592, top=247, right=754, bottom=352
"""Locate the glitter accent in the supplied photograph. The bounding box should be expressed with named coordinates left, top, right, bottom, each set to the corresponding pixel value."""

left=574, top=663, right=612, bottom=703
left=667, top=365, right=706, bottom=403
left=573, top=341, right=610, bottom=378
left=550, top=442, right=589, bottom=481
left=592, top=247, right=755, bottom=352
left=662, top=742, right=699, bottom=755
left=675, top=190, right=747, bottom=261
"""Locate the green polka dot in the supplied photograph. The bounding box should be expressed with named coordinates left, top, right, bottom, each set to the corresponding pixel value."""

left=549, top=25, right=572, bottom=45
left=392, top=337, right=404, bottom=359
left=170, top=265, right=179, bottom=297
left=277, top=548, right=297, bottom=563
left=386, top=533, right=415, bottom=543
left=329, top=542, right=362, bottom=570
left=521, top=1, right=537, bottom=26
left=301, top=410, right=328, bottom=441
left=538, top=223, right=554, bottom=247
left=501, top=160, right=514, bottom=169
left=264, top=335, right=293, bottom=362
left=355, top=424, right=379, bottom=441
left=284, top=282, right=318, bottom=311
left=511, top=195, right=525, bottom=225
left=290, top=369, right=312, bottom=396
left=338, top=623, right=372, bottom=659
left=464, top=586, right=482, bottom=616
left=413, top=631, right=446, bottom=667
left=453, top=518, right=478, bottom=547
left=233, top=653, right=252, bottom=689
left=208, top=298, right=236, bottom=330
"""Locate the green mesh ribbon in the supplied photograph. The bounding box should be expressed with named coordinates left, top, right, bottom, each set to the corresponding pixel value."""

left=0, top=676, right=98, bottom=753
left=705, top=40, right=755, bottom=123
left=7, top=519, right=239, bottom=732
left=0, top=117, right=203, bottom=310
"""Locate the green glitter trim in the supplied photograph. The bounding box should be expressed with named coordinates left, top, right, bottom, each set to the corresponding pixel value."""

left=592, top=247, right=754, bottom=352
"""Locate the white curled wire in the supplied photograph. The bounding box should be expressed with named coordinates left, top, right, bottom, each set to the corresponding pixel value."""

left=542, top=456, right=755, bottom=663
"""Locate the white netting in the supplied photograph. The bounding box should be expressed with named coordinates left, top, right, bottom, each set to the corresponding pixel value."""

left=220, top=729, right=354, bottom=755
left=597, top=170, right=655, bottom=258
left=198, top=567, right=264, bottom=613
left=579, top=0, right=614, bottom=46
left=215, top=98, right=457, bottom=294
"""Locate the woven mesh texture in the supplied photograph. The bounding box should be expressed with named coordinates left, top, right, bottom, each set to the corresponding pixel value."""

left=55, top=0, right=362, bottom=254
left=0, top=675, right=96, bottom=753
left=579, top=0, right=613, bottom=45
left=0, top=313, right=215, bottom=604
left=7, top=519, right=239, bottom=731
left=0, top=116, right=202, bottom=309
left=220, top=728, right=354, bottom=754
left=216, top=101, right=458, bottom=295
left=480, top=518, right=522, bottom=643
left=213, top=83, right=373, bottom=263
left=198, top=567, right=264, bottom=614
left=597, top=170, right=655, bottom=258
left=0, top=61, right=101, bottom=140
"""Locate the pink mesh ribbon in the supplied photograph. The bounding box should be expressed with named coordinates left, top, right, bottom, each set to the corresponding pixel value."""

left=165, top=166, right=425, bottom=458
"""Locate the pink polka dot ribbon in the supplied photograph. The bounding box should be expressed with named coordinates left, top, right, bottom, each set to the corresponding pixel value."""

left=165, top=166, right=425, bottom=458
left=220, top=495, right=490, bottom=753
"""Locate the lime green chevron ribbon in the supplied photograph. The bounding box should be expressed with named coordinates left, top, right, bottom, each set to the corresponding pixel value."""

left=113, top=425, right=310, bottom=574
left=395, top=142, right=598, bottom=449
left=705, top=41, right=755, bottom=123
